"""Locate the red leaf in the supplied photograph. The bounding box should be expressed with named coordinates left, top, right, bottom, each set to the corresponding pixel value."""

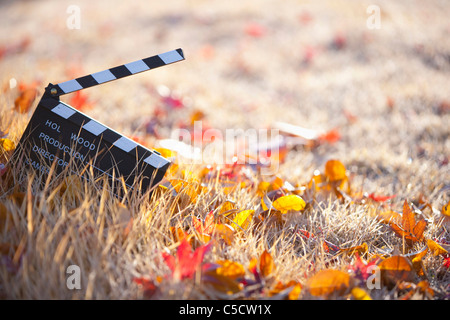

left=244, top=22, right=267, bottom=38
left=162, top=239, right=212, bottom=281
left=133, top=277, right=158, bottom=299
left=0, top=37, right=31, bottom=60
left=367, top=193, right=396, bottom=202
left=69, top=91, right=93, bottom=111
left=318, top=128, right=341, bottom=144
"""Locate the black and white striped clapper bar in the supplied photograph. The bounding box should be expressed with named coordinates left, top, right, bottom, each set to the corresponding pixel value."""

left=13, top=48, right=185, bottom=197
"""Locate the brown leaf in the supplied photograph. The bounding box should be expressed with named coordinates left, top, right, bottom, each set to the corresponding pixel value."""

left=339, top=242, right=368, bottom=257
left=378, top=255, right=414, bottom=287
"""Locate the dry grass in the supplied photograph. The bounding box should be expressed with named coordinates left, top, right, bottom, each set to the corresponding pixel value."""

left=1, top=0, right=449, bottom=300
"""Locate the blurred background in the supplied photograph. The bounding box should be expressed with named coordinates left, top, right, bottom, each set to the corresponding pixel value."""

left=1, top=0, right=449, bottom=191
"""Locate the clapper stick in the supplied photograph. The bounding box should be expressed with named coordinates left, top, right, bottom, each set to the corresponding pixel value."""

left=12, top=48, right=185, bottom=198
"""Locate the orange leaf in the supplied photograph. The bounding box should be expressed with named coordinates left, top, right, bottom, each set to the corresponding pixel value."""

left=378, top=255, right=414, bottom=286
left=408, top=247, right=428, bottom=277
left=324, top=159, right=346, bottom=182
left=203, top=269, right=242, bottom=294
left=213, top=223, right=235, bottom=245
left=14, top=81, right=37, bottom=113
left=269, top=280, right=301, bottom=300
left=318, top=128, right=341, bottom=144
left=377, top=210, right=401, bottom=224
left=307, top=269, right=350, bottom=297
left=193, top=211, right=215, bottom=236
left=259, top=250, right=275, bottom=278
left=215, top=260, right=246, bottom=280
left=390, top=200, right=427, bottom=245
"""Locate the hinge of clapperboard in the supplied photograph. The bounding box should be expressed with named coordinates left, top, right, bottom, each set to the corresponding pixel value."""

left=20, top=48, right=184, bottom=196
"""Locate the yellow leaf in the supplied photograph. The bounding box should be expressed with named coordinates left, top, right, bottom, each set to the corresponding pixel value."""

left=154, top=147, right=177, bottom=159
left=427, top=239, right=448, bottom=256
left=307, top=269, right=350, bottom=297
left=324, top=159, right=346, bottom=182
left=257, top=181, right=271, bottom=196
left=169, top=178, right=200, bottom=203
left=272, top=195, right=306, bottom=213
left=232, top=209, right=254, bottom=230
left=442, top=200, right=450, bottom=217
left=351, top=287, right=372, bottom=300
left=215, top=260, right=246, bottom=280
left=0, top=138, right=15, bottom=151
left=219, top=200, right=237, bottom=216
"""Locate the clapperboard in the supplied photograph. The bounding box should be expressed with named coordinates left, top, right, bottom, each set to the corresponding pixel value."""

left=12, top=48, right=184, bottom=197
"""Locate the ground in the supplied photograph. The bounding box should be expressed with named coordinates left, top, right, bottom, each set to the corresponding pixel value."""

left=0, top=0, right=449, bottom=300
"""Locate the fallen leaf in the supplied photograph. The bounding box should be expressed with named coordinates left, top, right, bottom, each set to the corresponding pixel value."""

left=0, top=138, right=15, bottom=152
left=318, top=128, right=341, bottom=144
left=244, top=22, right=267, bottom=38
left=170, top=226, right=192, bottom=243
left=232, top=209, right=254, bottom=230
left=193, top=210, right=215, bottom=236
left=271, top=195, right=306, bottom=214
left=0, top=37, right=30, bottom=60
left=367, top=193, right=396, bottom=203
left=390, top=200, right=427, bottom=245
left=69, top=91, right=93, bottom=111
left=259, top=250, right=275, bottom=278
left=133, top=277, right=159, bottom=299
left=213, top=223, right=235, bottom=245
left=324, top=159, right=346, bottom=182
left=377, top=209, right=401, bottom=224
left=427, top=239, right=448, bottom=256
left=215, top=260, right=246, bottom=280
left=307, top=269, right=350, bottom=297
left=442, top=200, right=450, bottom=217
left=203, top=268, right=242, bottom=294
left=339, top=243, right=368, bottom=257
left=351, top=287, right=372, bottom=300
left=162, top=238, right=212, bottom=281
left=14, top=81, right=38, bottom=113
left=269, top=280, right=301, bottom=300
left=378, top=255, right=414, bottom=287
